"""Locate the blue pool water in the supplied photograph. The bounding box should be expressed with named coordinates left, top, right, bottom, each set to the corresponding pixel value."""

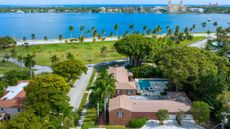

left=138, top=79, right=168, bottom=90
left=0, top=13, right=229, bottom=39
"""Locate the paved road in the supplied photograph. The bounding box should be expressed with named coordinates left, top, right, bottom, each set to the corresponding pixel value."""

left=189, top=33, right=216, bottom=49
left=68, top=67, right=93, bottom=111
left=7, top=58, right=52, bottom=75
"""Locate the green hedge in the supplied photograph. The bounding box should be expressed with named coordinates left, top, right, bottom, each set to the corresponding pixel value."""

left=129, top=117, right=147, bottom=128
left=129, top=65, right=162, bottom=78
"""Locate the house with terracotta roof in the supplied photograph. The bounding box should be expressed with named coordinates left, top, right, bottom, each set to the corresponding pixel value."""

left=0, top=81, right=29, bottom=116
left=108, top=67, right=137, bottom=96
left=109, top=92, right=191, bottom=125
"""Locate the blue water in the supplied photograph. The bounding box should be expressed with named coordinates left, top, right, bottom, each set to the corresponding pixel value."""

left=0, top=13, right=229, bottom=40
left=138, top=80, right=151, bottom=90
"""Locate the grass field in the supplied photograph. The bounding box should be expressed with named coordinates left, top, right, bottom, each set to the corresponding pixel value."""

left=0, top=61, right=26, bottom=74
left=0, top=37, right=206, bottom=66
left=179, top=36, right=206, bottom=46
left=0, top=41, right=124, bottom=66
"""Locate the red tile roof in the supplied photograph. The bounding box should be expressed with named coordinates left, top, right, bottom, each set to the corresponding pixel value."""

left=108, top=67, right=136, bottom=90
left=0, top=90, right=25, bottom=108
left=109, top=95, right=191, bottom=113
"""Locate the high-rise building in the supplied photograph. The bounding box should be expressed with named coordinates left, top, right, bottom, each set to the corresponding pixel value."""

left=168, top=0, right=187, bottom=13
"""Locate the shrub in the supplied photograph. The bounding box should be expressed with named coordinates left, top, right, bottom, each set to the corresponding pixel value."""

left=176, top=110, right=184, bottom=125
left=157, top=109, right=169, bottom=125
left=191, top=101, right=210, bottom=124
left=3, top=70, right=30, bottom=85
left=129, top=117, right=147, bottom=128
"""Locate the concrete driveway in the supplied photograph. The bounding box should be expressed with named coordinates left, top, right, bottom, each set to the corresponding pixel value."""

left=68, top=66, right=94, bottom=111
left=141, top=120, right=204, bottom=129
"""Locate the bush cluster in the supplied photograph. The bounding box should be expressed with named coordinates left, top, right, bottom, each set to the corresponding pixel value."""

left=129, top=117, right=147, bottom=128
left=129, top=65, right=162, bottom=78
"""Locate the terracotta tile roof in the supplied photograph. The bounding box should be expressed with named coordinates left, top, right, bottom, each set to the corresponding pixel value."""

left=109, top=95, right=191, bottom=113
left=108, top=67, right=136, bottom=90
left=0, top=81, right=29, bottom=108
left=0, top=90, right=25, bottom=108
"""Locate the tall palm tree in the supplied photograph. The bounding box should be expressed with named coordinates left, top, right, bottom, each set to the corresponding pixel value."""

left=23, top=37, right=27, bottom=43
left=86, top=30, right=91, bottom=36
left=114, top=24, right=119, bottom=36
left=10, top=48, right=17, bottom=58
left=202, top=22, right=207, bottom=29
left=92, top=30, right=98, bottom=42
left=69, top=26, right=74, bottom=38
left=101, top=29, right=106, bottom=36
left=192, top=24, right=196, bottom=29
left=50, top=55, right=60, bottom=64
left=17, top=55, right=23, bottom=70
left=129, top=24, right=134, bottom=34
left=156, top=25, right=162, bottom=34
left=91, top=70, right=116, bottom=122
left=58, top=34, right=63, bottom=41
left=31, top=34, right=35, bottom=41
left=207, top=30, right=211, bottom=39
left=80, top=25, right=85, bottom=36
left=213, top=21, right=218, bottom=27
left=143, top=25, right=147, bottom=34
left=100, top=45, right=107, bottom=61
left=44, top=36, right=48, bottom=41
left=109, top=32, right=114, bottom=37
left=23, top=54, right=36, bottom=78
left=174, top=26, right=180, bottom=37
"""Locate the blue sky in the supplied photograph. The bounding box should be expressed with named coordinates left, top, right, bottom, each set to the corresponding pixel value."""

left=0, top=0, right=229, bottom=5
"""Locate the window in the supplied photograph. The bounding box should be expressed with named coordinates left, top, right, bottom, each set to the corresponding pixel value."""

left=127, top=90, right=132, bottom=95
left=117, top=112, right=124, bottom=118
left=117, top=90, right=121, bottom=95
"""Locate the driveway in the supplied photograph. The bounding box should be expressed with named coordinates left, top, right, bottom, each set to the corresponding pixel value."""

left=68, top=66, right=93, bottom=111
left=7, top=58, right=52, bottom=75
left=141, top=120, right=204, bottom=129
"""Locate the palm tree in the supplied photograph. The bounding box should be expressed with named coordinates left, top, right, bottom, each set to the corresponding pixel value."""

left=44, top=36, right=48, bottom=41
left=58, top=34, right=63, bottom=41
left=31, top=34, right=35, bottom=41
left=50, top=55, right=60, bottom=64
left=69, top=26, right=74, bottom=38
left=156, top=25, right=162, bottom=34
left=207, top=30, right=211, bottom=39
left=17, top=55, right=23, bottom=70
left=129, top=24, right=134, bottom=34
left=79, top=35, right=85, bottom=43
left=23, top=54, right=36, bottom=78
left=143, top=25, right=147, bottom=34
left=92, top=30, right=98, bottom=42
left=101, top=29, right=106, bottom=36
left=10, top=48, right=17, bottom=58
left=23, top=37, right=27, bottom=43
left=213, top=21, right=218, bottom=27
left=91, top=70, right=116, bottom=122
left=109, top=32, right=113, bottom=37
left=174, top=26, right=180, bottom=37
left=66, top=52, right=75, bottom=60
left=80, top=25, right=85, bottom=36
left=192, top=24, right=196, bottom=29
left=167, top=29, right=172, bottom=37
left=114, top=24, right=119, bottom=36
left=86, top=30, right=91, bottom=36
left=202, top=22, right=207, bottom=29
left=100, top=45, right=107, bottom=61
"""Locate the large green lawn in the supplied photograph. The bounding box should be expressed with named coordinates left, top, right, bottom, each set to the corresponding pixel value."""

left=0, top=41, right=124, bottom=66
left=0, top=37, right=206, bottom=66
left=179, top=36, right=206, bottom=46
left=0, top=61, right=26, bottom=74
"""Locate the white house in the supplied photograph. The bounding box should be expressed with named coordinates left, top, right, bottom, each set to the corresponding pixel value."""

left=0, top=81, right=29, bottom=117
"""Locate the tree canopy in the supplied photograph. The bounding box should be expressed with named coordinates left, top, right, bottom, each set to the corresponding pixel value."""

left=52, top=60, right=87, bottom=84
left=114, top=34, right=154, bottom=67
left=191, top=101, right=210, bottom=124
left=0, top=36, right=16, bottom=49
left=24, top=74, right=72, bottom=117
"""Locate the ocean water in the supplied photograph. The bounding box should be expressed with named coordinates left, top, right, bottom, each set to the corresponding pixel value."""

left=0, top=13, right=229, bottom=40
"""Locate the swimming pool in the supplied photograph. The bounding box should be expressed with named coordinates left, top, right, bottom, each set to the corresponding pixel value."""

left=137, top=79, right=168, bottom=91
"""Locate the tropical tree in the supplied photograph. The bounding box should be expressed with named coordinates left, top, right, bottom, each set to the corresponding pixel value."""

left=50, top=55, right=60, bottom=64
left=66, top=52, right=75, bottom=60
left=156, top=25, right=162, bottom=35
left=23, top=54, right=36, bottom=78
left=23, top=37, right=27, bottom=42
left=31, top=34, right=35, bottom=41
left=191, top=101, right=210, bottom=124
left=109, top=32, right=114, bottom=37
left=192, top=24, right=196, bottom=29
left=157, top=109, right=169, bottom=125
left=79, top=35, right=85, bottom=43
left=114, top=34, right=154, bottom=67
left=100, top=45, right=107, bottom=61
left=91, top=70, right=116, bottom=121
left=213, top=21, right=218, bottom=27
left=114, top=24, right=119, bottom=36
left=17, top=55, right=23, bottom=70
left=129, top=24, right=134, bottom=33
left=202, top=22, right=207, bottom=29
left=24, top=74, right=72, bottom=118
left=0, top=36, right=16, bottom=49
left=80, top=25, right=85, bottom=36
left=52, top=60, right=87, bottom=84
left=9, top=48, right=17, bottom=58
left=69, top=26, right=74, bottom=38
left=86, top=30, right=91, bottom=36
left=58, top=34, right=63, bottom=41
left=143, top=25, right=147, bottom=34
left=43, top=36, right=48, bottom=41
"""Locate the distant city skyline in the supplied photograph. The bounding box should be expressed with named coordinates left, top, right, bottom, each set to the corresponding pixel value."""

left=0, top=0, right=229, bottom=5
